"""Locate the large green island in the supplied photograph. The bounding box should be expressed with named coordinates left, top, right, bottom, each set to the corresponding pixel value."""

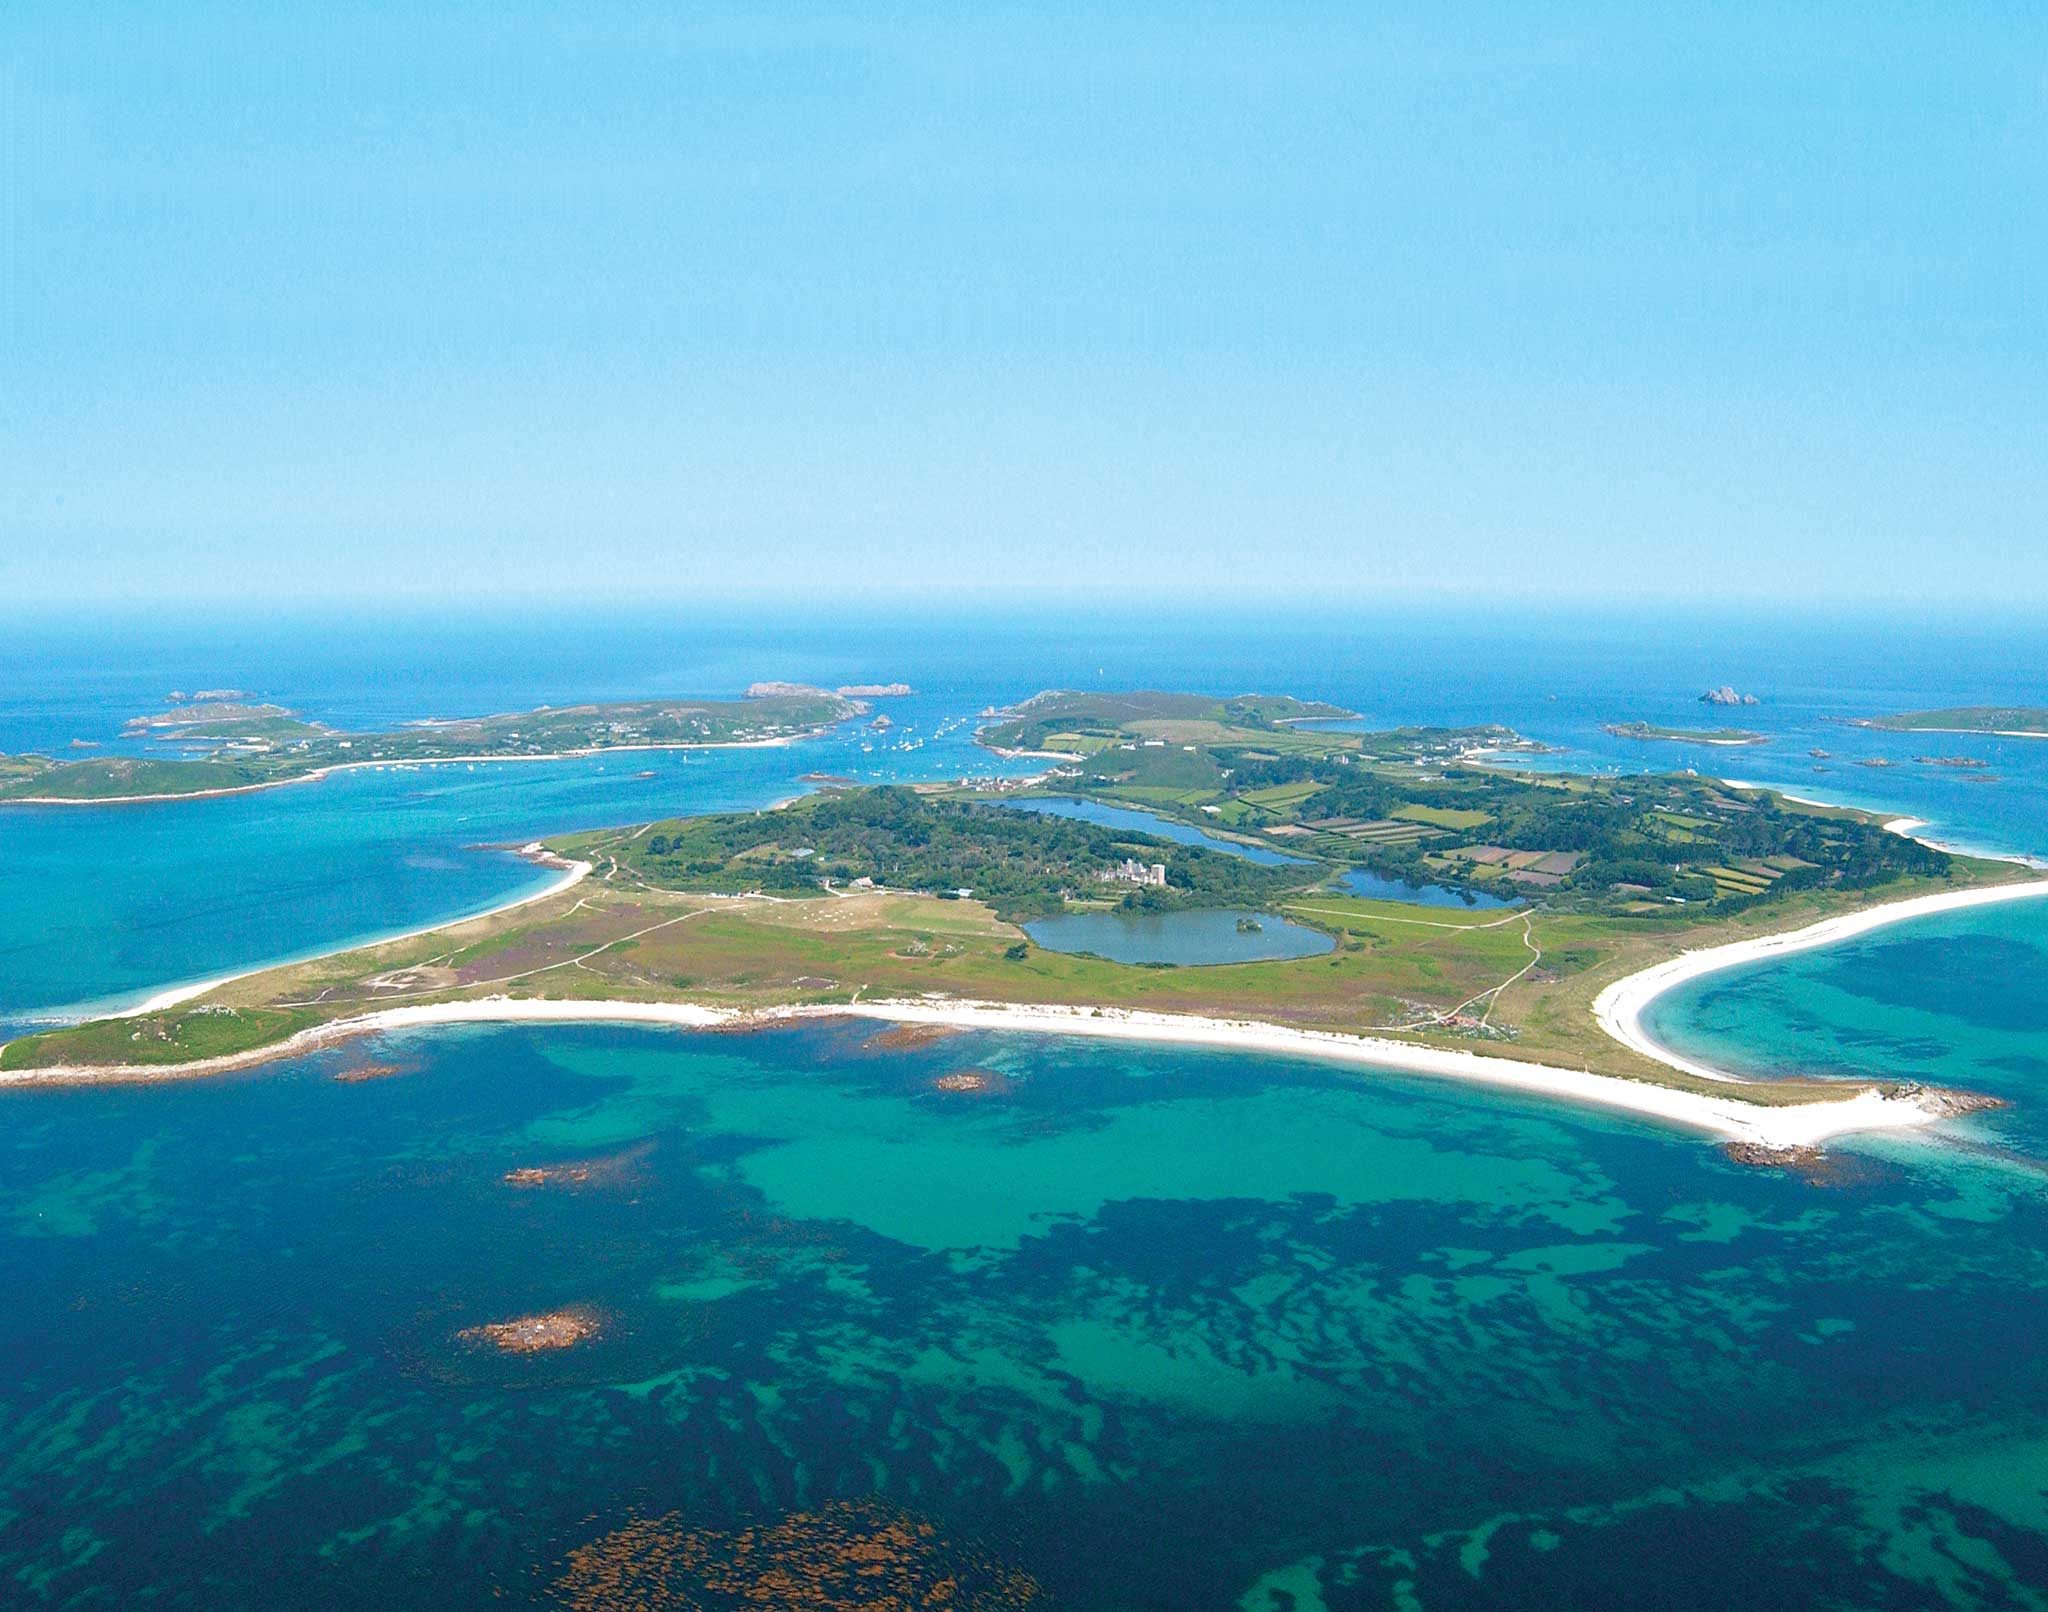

left=4, top=688, right=2040, bottom=1158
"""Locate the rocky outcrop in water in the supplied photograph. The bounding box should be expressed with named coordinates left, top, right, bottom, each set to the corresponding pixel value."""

left=1700, top=686, right=1760, bottom=706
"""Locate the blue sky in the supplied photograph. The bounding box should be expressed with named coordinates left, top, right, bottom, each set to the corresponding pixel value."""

left=5, top=4, right=2044, bottom=606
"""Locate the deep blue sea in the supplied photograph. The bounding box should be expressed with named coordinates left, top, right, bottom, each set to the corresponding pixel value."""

left=4, top=604, right=2048, bottom=1609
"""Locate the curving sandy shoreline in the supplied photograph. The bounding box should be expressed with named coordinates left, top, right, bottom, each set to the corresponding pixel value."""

left=1593, top=881, right=2048, bottom=1086
left=6, top=806, right=2043, bottom=1152
left=0, top=983, right=1979, bottom=1151
left=815, top=999, right=1943, bottom=1150
left=1721, top=781, right=2048, bottom=870
left=106, top=852, right=592, bottom=1020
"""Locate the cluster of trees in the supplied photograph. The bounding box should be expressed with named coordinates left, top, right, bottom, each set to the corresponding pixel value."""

left=1120, top=754, right=1952, bottom=913
left=624, top=787, right=1323, bottom=921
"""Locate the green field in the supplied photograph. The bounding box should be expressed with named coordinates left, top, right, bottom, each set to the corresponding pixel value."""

left=1240, top=781, right=1324, bottom=810
left=1392, top=803, right=1492, bottom=829
left=979, top=691, right=1938, bottom=916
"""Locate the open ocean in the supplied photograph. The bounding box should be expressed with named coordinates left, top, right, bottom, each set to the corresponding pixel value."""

left=4, top=605, right=2048, bottom=1609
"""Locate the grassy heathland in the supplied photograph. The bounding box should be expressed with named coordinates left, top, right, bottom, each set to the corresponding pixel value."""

left=2, top=793, right=2027, bottom=1099
left=5, top=691, right=2030, bottom=1095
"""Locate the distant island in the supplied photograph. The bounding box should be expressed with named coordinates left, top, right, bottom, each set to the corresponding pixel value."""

left=7, top=684, right=2034, bottom=1159
left=836, top=683, right=914, bottom=698
left=0, top=689, right=866, bottom=804
left=1603, top=721, right=1768, bottom=746
left=165, top=687, right=251, bottom=703
left=1700, top=686, right=1760, bottom=706
left=978, top=689, right=1358, bottom=756
left=1850, top=707, right=2048, bottom=737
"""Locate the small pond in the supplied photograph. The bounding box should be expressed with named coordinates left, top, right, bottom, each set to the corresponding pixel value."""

left=1022, top=907, right=1335, bottom=966
left=1336, top=868, right=1520, bottom=910
left=995, top=796, right=1307, bottom=865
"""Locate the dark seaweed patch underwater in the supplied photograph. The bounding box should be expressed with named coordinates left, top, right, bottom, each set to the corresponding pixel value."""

left=6, top=1018, right=2048, bottom=1610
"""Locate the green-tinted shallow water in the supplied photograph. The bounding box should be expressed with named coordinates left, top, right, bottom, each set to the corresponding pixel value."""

left=1646, top=896, right=2048, bottom=1157
left=8, top=1020, right=2048, bottom=1609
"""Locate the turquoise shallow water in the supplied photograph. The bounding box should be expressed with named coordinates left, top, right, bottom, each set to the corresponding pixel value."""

left=1645, top=895, right=2048, bottom=1158
left=0, top=711, right=1026, bottom=1032
left=8, top=1019, right=2048, bottom=1610
left=8, top=608, right=2048, bottom=1607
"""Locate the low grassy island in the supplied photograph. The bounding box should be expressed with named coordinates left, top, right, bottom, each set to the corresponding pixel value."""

left=1852, top=707, right=2048, bottom=736
left=0, top=688, right=867, bottom=803
left=978, top=689, right=1359, bottom=755
left=1602, top=721, right=1768, bottom=746
left=5, top=691, right=2038, bottom=1156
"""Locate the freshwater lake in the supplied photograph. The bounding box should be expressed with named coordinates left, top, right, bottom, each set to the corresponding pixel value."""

left=1022, top=906, right=1335, bottom=966
left=992, top=794, right=1308, bottom=864
left=1336, top=866, right=1519, bottom=909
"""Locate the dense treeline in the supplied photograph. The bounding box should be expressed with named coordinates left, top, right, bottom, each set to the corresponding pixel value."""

left=622, top=787, right=1323, bottom=920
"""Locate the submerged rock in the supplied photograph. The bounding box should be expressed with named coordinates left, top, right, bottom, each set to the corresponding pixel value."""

left=932, top=1067, right=1014, bottom=1097
left=862, top=1022, right=964, bottom=1052
left=331, top=1061, right=413, bottom=1084
left=1720, top=1143, right=1893, bottom=1188
left=458, top=1307, right=603, bottom=1354
left=552, top=1498, right=1041, bottom=1611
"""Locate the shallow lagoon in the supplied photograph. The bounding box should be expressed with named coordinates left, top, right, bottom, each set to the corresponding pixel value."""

left=1023, top=906, right=1335, bottom=966
left=0, top=724, right=1032, bottom=1033
left=7, top=1019, right=2048, bottom=1609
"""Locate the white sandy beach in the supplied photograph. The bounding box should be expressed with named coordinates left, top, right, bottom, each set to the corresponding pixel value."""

left=1719, top=779, right=2048, bottom=871
left=5, top=785, right=2043, bottom=1153
left=1594, top=880, right=2048, bottom=1086
left=0, top=966, right=1997, bottom=1150
left=813, top=999, right=1944, bottom=1150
